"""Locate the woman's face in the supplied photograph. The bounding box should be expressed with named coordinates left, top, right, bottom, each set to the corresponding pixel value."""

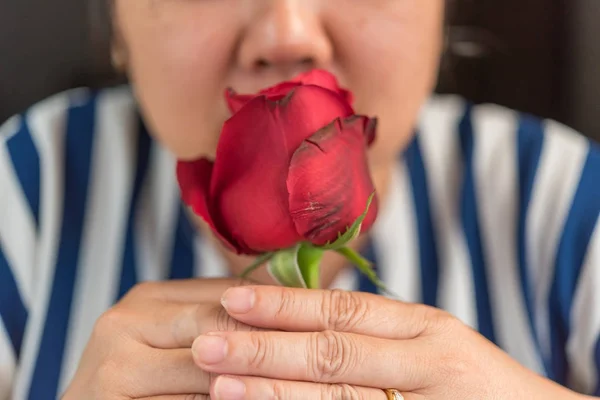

left=113, top=0, right=444, bottom=167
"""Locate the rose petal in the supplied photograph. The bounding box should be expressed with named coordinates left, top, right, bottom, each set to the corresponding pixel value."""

left=286, top=116, right=378, bottom=245
left=176, top=159, right=214, bottom=223
left=364, top=117, right=377, bottom=147
left=176, top=159, right=239, bottom=252
left=212, top=87, right=354, bottom=253
left=277, top=85, right=354, bottom=154
left=225, top=84, right=300, bottom=114
left=292, top=69, right=354, bottom=105
left=224, top=70, right=353, bottom=113
left=210, top=96, right=302, bottom=252
left=225, top=88, right=255, bottom=114
left=259, top=81, right=302, bottom=99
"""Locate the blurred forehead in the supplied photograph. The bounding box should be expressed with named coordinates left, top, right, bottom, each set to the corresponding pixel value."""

left=111, top=0, right=443, bottom=21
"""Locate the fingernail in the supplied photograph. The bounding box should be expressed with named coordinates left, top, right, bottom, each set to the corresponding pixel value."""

left=214, top=376, right=246, bottom=400
left=193, top=335, right=227, bottom=364
left=221, top=287, right=255, bottom=314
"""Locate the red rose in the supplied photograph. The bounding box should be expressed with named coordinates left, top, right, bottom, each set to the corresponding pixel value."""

left=177, top=70, right=377, bottom=255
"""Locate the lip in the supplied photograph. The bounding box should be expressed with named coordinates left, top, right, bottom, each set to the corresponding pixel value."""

left=225, top=69, right=353, bottom=114
left=225, top=68, right=341, bottom=96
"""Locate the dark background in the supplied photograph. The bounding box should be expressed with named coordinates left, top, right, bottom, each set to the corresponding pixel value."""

left=1, top=0, right=599, bottom=141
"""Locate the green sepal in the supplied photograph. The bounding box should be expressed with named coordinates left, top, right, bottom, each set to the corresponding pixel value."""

left=297, top=244, right=324, bottom=289
left=267, top=245, right=307, bottom=288
left=240, top=252, right=275, bottom=279
left=336, top=246, right=395, bottom=297
left=320, top=192, right=375, bottom=250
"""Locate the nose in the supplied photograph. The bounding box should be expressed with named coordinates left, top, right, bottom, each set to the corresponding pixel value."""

left=238, top=1, right=332, bottom=74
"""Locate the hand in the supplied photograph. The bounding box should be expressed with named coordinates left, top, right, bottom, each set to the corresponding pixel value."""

left=62, top=279, right=259, bottom=400
left=192, top=286, right=588, bottom=400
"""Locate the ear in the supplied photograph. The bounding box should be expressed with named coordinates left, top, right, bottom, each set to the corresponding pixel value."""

left=106, top=0, right=128, bottom=73
left=112, top=16, right=128, bottom=73
left=111, top=42, right=128, bottom=73
left=90, top=0, right=128, bottom=73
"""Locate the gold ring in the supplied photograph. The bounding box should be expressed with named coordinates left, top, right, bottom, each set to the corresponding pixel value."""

left=383, top=388, right=404, bottom=400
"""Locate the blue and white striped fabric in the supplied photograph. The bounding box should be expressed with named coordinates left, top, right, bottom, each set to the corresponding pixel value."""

left=0, top=86, right=598, bottom=399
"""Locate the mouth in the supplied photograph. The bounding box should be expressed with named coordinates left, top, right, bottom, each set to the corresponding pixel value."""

left=224, top=69, right=353, bottom=115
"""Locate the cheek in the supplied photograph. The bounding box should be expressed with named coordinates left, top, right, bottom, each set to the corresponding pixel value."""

left=327, top=1, right=444, bottom=163
left=116, top=2, right=240, bottom=159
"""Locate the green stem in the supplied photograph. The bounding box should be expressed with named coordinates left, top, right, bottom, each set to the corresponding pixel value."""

left=335, top=246, right=396, bottom=297
left=240, top=252, right=275, bottom=279
left=267, top=245, right=307, bottom=288
left=297, top=245, right=324, bottom=289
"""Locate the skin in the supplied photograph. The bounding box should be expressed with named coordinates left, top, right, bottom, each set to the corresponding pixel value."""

left=198, top=286, right=591, bottom=400
left=111, top=0, right=444, bottom=283
left=62, top=1, right=595, bottom=399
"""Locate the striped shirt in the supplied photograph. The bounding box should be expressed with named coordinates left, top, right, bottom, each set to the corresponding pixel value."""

left=0, top=86, right=599, bottom=399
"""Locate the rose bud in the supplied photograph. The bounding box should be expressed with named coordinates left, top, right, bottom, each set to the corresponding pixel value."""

left=178, top=70, right=387, bottom=291
left=177, top=73, right=377, bottom=256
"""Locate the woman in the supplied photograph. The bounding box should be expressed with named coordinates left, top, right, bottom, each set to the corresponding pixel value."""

left=0, top=0, right=598, bottom=399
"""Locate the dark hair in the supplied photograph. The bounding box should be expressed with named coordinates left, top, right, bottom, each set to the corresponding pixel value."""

left=90, top=0, right=111, bottom=43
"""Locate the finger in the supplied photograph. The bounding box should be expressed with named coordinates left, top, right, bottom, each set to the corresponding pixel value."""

left=127, top=348, right=214, bottom=397
left=192, top=331, right=428, bottom=392
left=138, top=301, right=258, bottom=348
left=210, top=374, right=390, bottom=400
left=124, top=278, right=253, bottom=304
left=103, top=300, right=260, bottom=349
left=138, top=396, right=209, bottom=400
left=221, top=286, right=441, bottom=339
